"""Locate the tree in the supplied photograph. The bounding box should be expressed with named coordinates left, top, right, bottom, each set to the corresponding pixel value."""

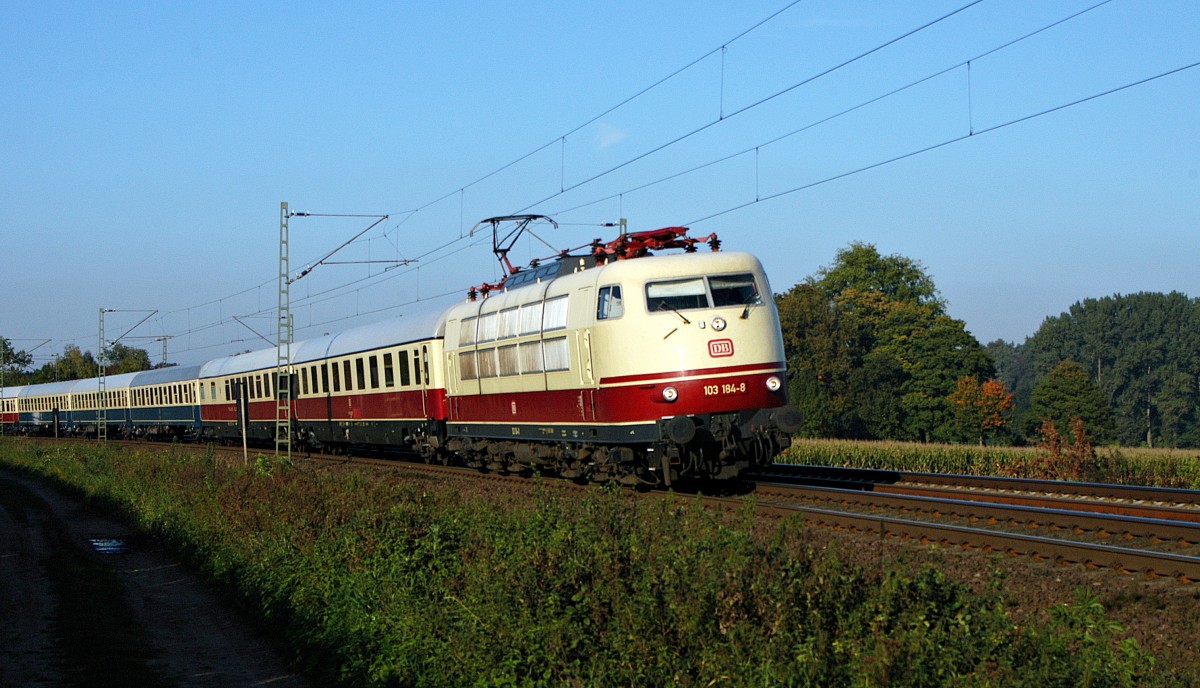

left=777, top=243, right=992, bottom=442
left=1026, top=361, right=1115, bottom=444
left=811, top=241, right=945, bottom=310
left=1026, top=292, right=1200, bottom=447
left=950, top=376, right=1014, bottom=445
left=0, top=337, right=34, bottom=375
left=104, top=342, right=152, bottom=374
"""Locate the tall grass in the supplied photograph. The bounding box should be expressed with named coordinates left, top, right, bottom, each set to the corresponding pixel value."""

left=0, top=438, right=1170, bottom=686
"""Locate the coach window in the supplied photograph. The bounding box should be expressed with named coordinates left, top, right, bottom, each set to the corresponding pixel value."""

left=343, top=361, right=353, bottom=391
left=383, top=353, right=395, bottom=388
left=321, top=364, right=330, bottom=394
left=422, top=346, right=430, bottom=386
left=398, top=350, right=411, bottom=386
left=412, top=350, right=422, bottom=385
left=308, top=367, right=319, bottom=396
left=355, top=358, right=366, bottom=391
left=369, top=356, right=380, bottom=389
left=331, top=361, right=341, bottom=392
left=597, top=285, right=624, bottom=320
left=300, top=370, right=309, bottom=396
left=254, top=376, right=263, bottom=399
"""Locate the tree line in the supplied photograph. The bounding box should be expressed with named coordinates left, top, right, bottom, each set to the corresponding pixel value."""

left=0, top=340, right=157, bottom=385
left=776, top=242, right=1199, bottom=448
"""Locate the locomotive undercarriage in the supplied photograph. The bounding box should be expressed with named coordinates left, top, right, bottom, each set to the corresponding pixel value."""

left=424, top=407, right=798, bottom=487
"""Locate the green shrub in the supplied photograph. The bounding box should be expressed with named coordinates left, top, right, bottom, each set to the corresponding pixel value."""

left=0, top=438, right=1164, bottom=686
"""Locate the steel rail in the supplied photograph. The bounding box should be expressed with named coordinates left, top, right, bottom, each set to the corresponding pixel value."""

left=751, top=464, right=1200, bottom=507
left=709, top=495, right=1200, bottom=583
left=751, top=480, right=1200, bottom=546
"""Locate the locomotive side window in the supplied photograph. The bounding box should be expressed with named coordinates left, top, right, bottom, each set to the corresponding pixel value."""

left=710, top=273, right=761, bottom=307
left=597, top=285, right=624, bottom=320
left=460, top=317, right=477, bottom=346
left=646, top=278, right=708, bottom=311
left=544, top=337, right=570, bottom=372
left=498, top=345, right=519, bottom=376
left=519, top=341, right=543, bottom=373
left=519, top=302, right=542, bottom=335
left=459, top=351, right=478, bottom=380
left=478, top=312, right=498, bottom=343
left=498, top=307, right=518, bottom=339
left=543, top=295, right=568, bottom=331
left=477, top=348, right=498, bottom=378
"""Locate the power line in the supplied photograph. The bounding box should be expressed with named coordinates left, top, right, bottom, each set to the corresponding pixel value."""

left=550, top=0, right=1117, bottom=219
left=685, top=59, right=1200, bottom=226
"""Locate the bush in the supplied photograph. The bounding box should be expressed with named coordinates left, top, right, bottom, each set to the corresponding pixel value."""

left=0, top=439, right=1164, bottom=686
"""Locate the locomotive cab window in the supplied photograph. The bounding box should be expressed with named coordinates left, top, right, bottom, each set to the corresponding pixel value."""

left=710, top=273, right=760, bottom=307
left=597, top=285, right=624, bottom=320
left=646, top=278, right=707, bottom=312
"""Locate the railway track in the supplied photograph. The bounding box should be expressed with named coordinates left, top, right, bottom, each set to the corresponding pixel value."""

left=743, top=464, right=1200, bottom=583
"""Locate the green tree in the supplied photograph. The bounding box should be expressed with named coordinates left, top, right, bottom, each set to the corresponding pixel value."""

left=1026, top=360, right=1116, bottom=444
left=104, top=342, right=153, bottom=374
left=812, top=241, right=944, bottom=309
left=777, top=243, right=992, bottom=441
left=1027, top=292, right=1200, bottom=447
left=0, top=338, right=34, bottom=374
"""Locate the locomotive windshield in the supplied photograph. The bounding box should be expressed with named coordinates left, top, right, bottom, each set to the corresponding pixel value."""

left=645, top=273, right=760, bottom=312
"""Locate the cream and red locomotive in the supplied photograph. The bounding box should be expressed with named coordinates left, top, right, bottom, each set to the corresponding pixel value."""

left=2, top=220, right=800, bottom=485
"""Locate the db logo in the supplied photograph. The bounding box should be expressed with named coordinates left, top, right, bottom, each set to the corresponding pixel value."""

left=708, top=339, right=734, bottom=358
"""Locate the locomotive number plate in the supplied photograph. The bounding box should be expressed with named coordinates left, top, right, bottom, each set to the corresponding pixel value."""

left=703, top=381, right=748, bottom=397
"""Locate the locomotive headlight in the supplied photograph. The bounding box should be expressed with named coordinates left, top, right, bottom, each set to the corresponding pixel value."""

left=711, top=316, right=727, bottom=332
left=662, top=386, right=679, bottom=402
left=766, top=376, right=782, bottom=392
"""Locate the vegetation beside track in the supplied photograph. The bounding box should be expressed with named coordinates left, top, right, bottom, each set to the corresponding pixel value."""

left=777, top=437, right=1200, bottom=489
left=0, top=438, right=1186, bottom=686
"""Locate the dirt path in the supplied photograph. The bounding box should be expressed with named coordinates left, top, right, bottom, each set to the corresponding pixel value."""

left=0, top=469, right=309, bottom=687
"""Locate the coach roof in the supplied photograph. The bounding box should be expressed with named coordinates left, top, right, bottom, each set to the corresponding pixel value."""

left=200, top=308, right=446, bottom=378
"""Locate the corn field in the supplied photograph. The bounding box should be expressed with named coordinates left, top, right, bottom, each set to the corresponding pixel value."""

left=777, top=438, right=1200, bottom=489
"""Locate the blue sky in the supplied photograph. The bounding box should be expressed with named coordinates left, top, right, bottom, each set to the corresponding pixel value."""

left=2, top=0, right=1197, bottom=368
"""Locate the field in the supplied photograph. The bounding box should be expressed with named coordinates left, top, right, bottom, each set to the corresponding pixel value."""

left=778, top=438, right=1200, bottom=489
left=2, top=437, right=1199, bottom=686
